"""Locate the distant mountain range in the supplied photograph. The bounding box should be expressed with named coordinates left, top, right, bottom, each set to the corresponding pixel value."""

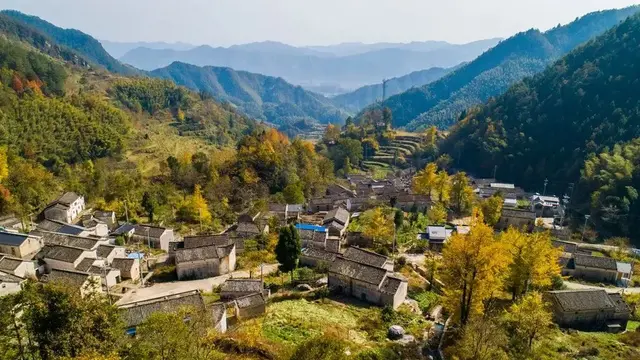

left=331, top=65, right=458, bottom=113
left=100, top=40, right=196, bottom=58
left=151, top=61, right=346, bottom=125
left=119, top=38, right=501, bottom=92
left=371, top=6, right=640, bottom=130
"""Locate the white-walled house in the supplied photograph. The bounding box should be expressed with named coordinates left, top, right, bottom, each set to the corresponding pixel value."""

left=43, top=192, right=85, bottom=224
left=0, top=255, right=36, bottom=278
left=0, top=230, right=43, bottom=258
left=43, top=245, right=96, bottom=272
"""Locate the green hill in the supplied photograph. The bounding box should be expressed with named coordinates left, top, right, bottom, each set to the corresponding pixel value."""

left=1, top=10, right=141, bottom=76
left=331, top=66, right=454, bottom=113
left=441, top=13, right=640, bottom=241
left=371, top=6, right=640, bottom=131
left=151, top=61, right=346, bottom=125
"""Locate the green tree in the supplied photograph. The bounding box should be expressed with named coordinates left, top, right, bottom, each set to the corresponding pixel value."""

left=275, top=225, right=301, bottom=281
left=21, top=281, right=124, bottom=360
left=455, top=316, right=508, bottom=360
left=426, top=203, right=448, bottom=225
left=141, top=191, right=157, bottom=223
left=394, top=209, right=404, bottom=229
left=502, top=292, right=553, bottom=356
left=290, top=334, right=347, bottom=360
left=480, top=194, right=503, bottom=227
left=283, top=182, right=305, bottom=204
left=450, top=172, right=475, bottom=215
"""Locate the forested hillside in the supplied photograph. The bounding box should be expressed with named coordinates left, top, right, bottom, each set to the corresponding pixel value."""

left=331, top=66, right=454, bottom=113
left=373, top=6, right=639, bottom=130
left=151, top=61, right=346, bottom=125
left=1, top=10, right=141, bottom=76
left=442, top=13, right=640, bottom=241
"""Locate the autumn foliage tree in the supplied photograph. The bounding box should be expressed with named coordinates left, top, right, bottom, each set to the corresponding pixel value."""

left=441, top=212, right=510, bottom=325
left=502, top=292, right=553, bottom=356
left=501, top=229, right=561, bottom=299
left=450, top=172, right=476, bottom=215
left=361, top=207, right=395, bottom=247
left=480, top=194, right=504, bottom=227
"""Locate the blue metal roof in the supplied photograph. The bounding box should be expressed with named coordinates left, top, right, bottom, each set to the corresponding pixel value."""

left=295, top=224, right=327, bottom=232
left=0, top=231, right=29, bottom=246
left=127, top=252, right=144, bottom=259
left=57, top=224, right=85, bottom=236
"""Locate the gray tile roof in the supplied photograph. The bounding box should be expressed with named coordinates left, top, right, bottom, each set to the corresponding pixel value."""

left=0, top=256, right=24, bottom=271
left=37, top=219, right=65, bottom=232
left=301, top=247, right=337, bottom=262
left=323, top=208, right=350, bottom=225
left=119, top=290, right=205, bottom=328
left=547, top=289, right=615, bottom=312
left=42, top=268, right=92, bottom=288
left=343, top=247, right=388, bottom=268
left=75, top=257, right=97, bottom=272
left=0, top=271, right=23, bottom=283
left=111, top=258, right=135, bottom=273
left=380, top=275, right=405, bottom=294
left=183, top=234, right=231, bottom=249
left=57, top=192, right=81, bottom=205
left=44, top=245, right=85, bottom=263
left=0, top=231, right=30, bottom=247
left=96, top=245, right=116, bottom=258
left=552, top=240, right=578, bottom=254
left=175, top=244, right=234, bottom=263
left=324, top=221, right=344, bottom=231
left=236, top=222, right=260, bottom=234
left=235, top=293, right=265, bottom=309
left=574, top=254, right=617, bottom=271
left=56, top=224, right=86, bottom=236
left=35, top=231, right=98, bottom=250
left=134, top=225, right=169, bottom=239
left=329, top=257, right=387, bottom=285
left=607, top=293, right=631, bottom=314
left=221, top=279, right=263, bottom=293
left=326, top=238, right=341, bottom=253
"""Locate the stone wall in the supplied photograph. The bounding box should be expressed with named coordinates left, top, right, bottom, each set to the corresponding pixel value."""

left=176, top=259, right=221, bottom=280
left=573, top=266, right=617, bottom=283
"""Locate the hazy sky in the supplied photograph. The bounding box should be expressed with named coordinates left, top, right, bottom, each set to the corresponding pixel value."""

left=3, top=0, right=639, bottom=46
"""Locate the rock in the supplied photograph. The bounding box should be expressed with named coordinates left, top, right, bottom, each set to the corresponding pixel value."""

left=315, top=277, right=328, bottom=286
left=395, top=334, right=416, bottom=345
left=388, top=325, right=405, bottom=340
left=295, top=283, right=313, bottom=292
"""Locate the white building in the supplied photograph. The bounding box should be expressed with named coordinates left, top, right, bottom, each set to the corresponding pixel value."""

left=43, top=192, right=85, bottom=224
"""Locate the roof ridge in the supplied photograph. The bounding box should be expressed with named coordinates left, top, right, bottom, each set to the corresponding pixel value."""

left=119, top=290, right=201, bottom=308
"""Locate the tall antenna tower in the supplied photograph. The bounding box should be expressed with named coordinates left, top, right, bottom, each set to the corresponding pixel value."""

left=382, top=78, right=390, bottom=102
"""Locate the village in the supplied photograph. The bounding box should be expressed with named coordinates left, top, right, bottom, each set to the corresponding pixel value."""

left=0, top=164, right=637, bottom=357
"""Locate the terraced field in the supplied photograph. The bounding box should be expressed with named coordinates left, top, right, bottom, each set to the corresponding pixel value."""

left=363, top=133, right=424, bottom=169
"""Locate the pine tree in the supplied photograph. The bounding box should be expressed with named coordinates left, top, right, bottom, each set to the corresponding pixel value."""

left=275, top=225, right=301, bottom=281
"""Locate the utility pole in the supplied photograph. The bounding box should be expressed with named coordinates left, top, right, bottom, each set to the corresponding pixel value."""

left=493, top=165, right=498, bottom=180
left=124, top=200, right=129, bottom=223
left=392, top=223, right=397, bottom=264
left=382, top=78, right=389, bottom=102
left=543, top=178, right=549, bottom=196
left=580, top=214, right=591, bottom=242
left=102, top=266, right=112, bottom=305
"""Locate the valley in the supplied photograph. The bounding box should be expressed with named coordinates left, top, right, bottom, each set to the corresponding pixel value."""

left=1, top=2, right=640, bottom=360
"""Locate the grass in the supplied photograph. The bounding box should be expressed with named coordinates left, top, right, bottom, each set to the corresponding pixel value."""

left=628, top=320, right=640, bottom=331
left=231, top=297, right=431, bottom=357
left=537, top=329, right=640, bottom=360
left=410, top=291, right=440, bottom=314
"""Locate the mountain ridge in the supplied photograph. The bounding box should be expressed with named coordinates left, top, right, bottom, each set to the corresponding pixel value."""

left=371, top=6, right=640, bottom=130
left=151, top=61, right=346, bottom=125
left=119, top=38, right=501, bottom=92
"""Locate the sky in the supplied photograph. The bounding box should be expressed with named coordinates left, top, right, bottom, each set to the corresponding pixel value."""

left=3, top=0, right=639, bottom=46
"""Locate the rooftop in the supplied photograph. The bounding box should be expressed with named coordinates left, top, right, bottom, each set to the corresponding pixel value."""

left=221, top=278, right=263, bottom=293
left=183, top=234, right=231, bottom=249
left=0, top=271, right=23, bottom=283
left=56, top=192, right=82, bottom=206
left=34, top=231, right=99, bottom=250
left=295, top=224, right=327, bottom=233
left=323, top=207, right=350, bottom=225
left=301, top=247, right=338, bottom=262
left=0, top=231, right=32, bottom=247
left=574, top=254, right=617, bottom=271
left=96, top=244, right=116, bottom=258
left=75, top=257, right=97, bottom=272
left=42, top=268, right=93, bottom=288
left=329, top=257, right=387, bottom=286
left=175, top=244, right=234, bottom=263
left=342, top=247, right=389, bottom=268
left=235, top=293, right=265, bottom=309
left=44, top=245, right=86, bottom=263
left=427, top=226, right=448, bottom=240
left=547, top=289, right=615, bottom=312
left=0, top=256, right=25, bottom=271
left=119, top=290, right=205, bottom=328
left=111, top=257, right=136, bottom=272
